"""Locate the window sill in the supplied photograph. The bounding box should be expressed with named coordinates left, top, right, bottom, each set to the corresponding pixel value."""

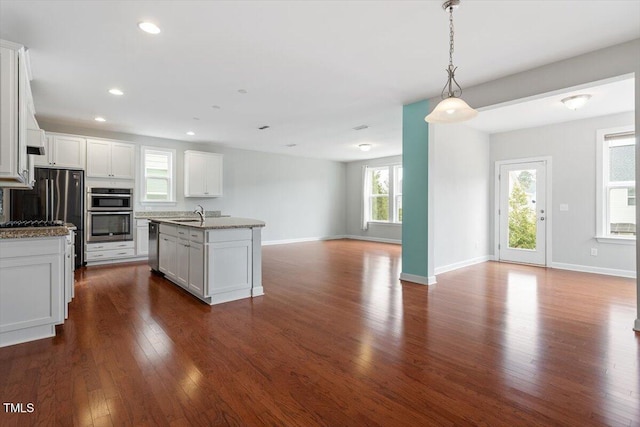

left=595, top=236, right=636, bottom=245
left=367, top=221, right=402, bottom=227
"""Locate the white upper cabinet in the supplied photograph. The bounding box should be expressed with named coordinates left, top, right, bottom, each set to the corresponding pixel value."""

left=86, top=139, right=135, bottom=179
left=0, top=40, right=30, bottom=187
left=184, top=150, right=223, bottom=197
left=34, top=134, right=86, bottom=169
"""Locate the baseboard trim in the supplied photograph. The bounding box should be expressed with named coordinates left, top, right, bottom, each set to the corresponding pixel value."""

left=262, top=235, right=345, bottom=246
left=550, top=262, right=636, bottom=279
left=344, top=235, right=402, bottom=245
left=434, top=255, right=493, bottom=276
left=399, top=273, right=436, bottom=286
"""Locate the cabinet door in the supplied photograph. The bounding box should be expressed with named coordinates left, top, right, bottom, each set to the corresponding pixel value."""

left=159, top=234, right=177, bottom=278
left=136, top=225, right=149, bottom=256
left=0, top=46, right=19, bottom=178
left=207, top=239, right=252, bottom=296
left=204, top=154, right=223, bottom=197
left=184, top=152, right=206, bottom=197
left=188, top=242, right=205, bottom=297
left=175, top=239, right=190, bottom=288
left=33, top=135, right=52, bottom=166
left=110, top=142, right=135, bottom=179
left=86, top=139, right=111, bottom=178
left=53, top=135, right=85, bottom=169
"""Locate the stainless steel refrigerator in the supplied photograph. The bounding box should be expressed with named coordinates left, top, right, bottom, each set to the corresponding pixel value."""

left=10, top=168, right=85, bottom=267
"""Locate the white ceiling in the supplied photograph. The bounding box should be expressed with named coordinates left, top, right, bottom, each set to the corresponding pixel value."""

left=1, top=1, right=638, bottom=162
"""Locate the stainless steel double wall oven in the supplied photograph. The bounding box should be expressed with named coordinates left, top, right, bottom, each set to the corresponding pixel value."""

left=87, top=188, right=133, bottom=243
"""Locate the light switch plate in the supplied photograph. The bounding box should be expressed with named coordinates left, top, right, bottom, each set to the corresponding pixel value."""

left=559, top=204, right=569, bottom=211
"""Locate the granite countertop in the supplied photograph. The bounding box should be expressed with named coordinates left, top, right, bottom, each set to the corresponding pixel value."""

left=135, top=210, right=222, bottom=219
left=0, top=226, right=71, bottom=239
left=151, top=217, right=265, bottom=230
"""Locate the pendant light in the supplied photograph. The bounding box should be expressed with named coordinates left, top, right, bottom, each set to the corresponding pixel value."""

left=425, top=0, right=478, bottom=124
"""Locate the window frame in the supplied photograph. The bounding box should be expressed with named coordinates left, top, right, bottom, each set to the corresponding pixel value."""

left=595, top=126, right=635, bottom=244
left=366, top=164, right=402, bottom=225
left=140, top=146, right=177, bottom=205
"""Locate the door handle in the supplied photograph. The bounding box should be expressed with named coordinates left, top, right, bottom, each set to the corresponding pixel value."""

left=50, top=179, right=55, bottom=221
left=45, top=179, right=50, bottom=220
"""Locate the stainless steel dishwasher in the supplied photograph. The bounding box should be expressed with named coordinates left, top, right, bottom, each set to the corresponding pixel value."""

left=148, top=220, right=160, bottom=272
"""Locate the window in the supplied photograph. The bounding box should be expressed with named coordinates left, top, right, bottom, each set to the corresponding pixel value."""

left=597, top=127, right=635, bottom=239
left=141, top=146, right=176, bottom=203
left=365, top=164, right=402, bottom=224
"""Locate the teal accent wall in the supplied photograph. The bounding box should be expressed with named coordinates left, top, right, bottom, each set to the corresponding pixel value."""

left=402, top=100, right=429, bottom=279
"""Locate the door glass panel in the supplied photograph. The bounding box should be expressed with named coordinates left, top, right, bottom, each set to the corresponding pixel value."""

left=508, top=169, right=537, bottom=250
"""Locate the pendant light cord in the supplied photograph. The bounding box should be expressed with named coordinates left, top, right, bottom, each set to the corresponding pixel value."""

left=449, top=6, right=455, bottom=68
left=441, top=4, right=462, bottom=99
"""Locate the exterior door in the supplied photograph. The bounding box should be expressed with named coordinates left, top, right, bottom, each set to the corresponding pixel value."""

left=498, top=161, right=547, bottom=265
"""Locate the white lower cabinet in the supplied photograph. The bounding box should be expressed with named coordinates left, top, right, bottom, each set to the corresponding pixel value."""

left=188, top=242, right=205, bottom=297
left=136, top=219, right=149, bottom=256
left=63, top=230, right=75, bottom=320
left=159, top=234, right=177, bottom=279
left=0, top=236, right=66, bottom=347
left=86, top=241, right=135, bottom=263
left=157, top=224, right=256, bottom=305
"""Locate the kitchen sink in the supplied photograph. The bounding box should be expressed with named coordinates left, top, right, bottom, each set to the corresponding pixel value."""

left=172, top=219, right=203, bottom=223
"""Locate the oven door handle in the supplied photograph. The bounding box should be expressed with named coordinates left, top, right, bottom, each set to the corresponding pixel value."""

left=87, top=211, right=133, bottom=215
left=88, top=193, right=132, bottom=197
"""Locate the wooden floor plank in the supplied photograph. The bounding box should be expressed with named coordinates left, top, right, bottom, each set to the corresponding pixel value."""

left=0, top=239, right=638, bottom=426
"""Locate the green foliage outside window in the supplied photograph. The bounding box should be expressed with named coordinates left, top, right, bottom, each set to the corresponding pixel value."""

left=508, top=174, right=536, bottom=250
left=371, top=170, right=389, bottom=221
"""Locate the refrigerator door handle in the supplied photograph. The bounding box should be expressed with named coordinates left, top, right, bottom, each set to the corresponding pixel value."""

left=50, top=179, right=55, bottom=221
left=45, top=179, right=50, bottom=220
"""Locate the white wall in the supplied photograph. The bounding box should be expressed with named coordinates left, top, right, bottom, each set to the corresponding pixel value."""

left=490, top=112, right=635, bottom=275
left=432, top=125, right=491, bottom=274
left=345, top=155, right=402, bottom=243
left=39, top=121, right=347, bottom=243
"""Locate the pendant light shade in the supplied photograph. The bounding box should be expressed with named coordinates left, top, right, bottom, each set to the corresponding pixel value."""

left=425, top=0, right=478, bottom=124
left=425, top=96, right=478, bottom=123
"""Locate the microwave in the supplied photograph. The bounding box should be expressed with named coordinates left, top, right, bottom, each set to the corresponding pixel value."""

left=88, top=187, right=132, bottom=211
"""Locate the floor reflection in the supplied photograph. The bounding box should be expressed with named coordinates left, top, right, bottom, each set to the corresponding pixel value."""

left=503, top=271, right=540, bottom=394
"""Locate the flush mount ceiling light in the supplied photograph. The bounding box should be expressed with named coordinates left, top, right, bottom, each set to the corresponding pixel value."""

left=425, top=0, right=478, bottom=124
left=108, top=88, right=124, bottom=96
left=358, top=143, right=372, bottom=152
left=561, top=94, right=591, bottom=110
left=138, top=21, right=161, bottom=34
left=94, top=116, right=106, bottom=122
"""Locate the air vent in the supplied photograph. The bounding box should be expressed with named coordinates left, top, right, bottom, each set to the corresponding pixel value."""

left=258, top=125, right=270, bottom=130
left=353, top=125, right=369, bottom=131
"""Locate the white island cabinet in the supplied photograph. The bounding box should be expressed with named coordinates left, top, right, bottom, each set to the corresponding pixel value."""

left=0, top=230, right=72, bottom=348
left=156, top=217, right=264, bottom=305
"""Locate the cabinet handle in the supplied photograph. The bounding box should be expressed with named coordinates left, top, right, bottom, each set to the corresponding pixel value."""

left=95, top=246, right=104, bottom=249
left=94, top=254, right=103, bottom=258
left=118, top=244, right=127, bottom=247
left=117, top=252, right=128, bottom=255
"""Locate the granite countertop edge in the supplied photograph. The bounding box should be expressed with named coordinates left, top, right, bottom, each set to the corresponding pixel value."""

left=150, top=217, right=265, bottom=230
left=0, top=226, right=72, bottom=239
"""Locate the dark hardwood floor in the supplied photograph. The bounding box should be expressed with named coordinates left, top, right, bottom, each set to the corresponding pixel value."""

left=1, top=239, right=638, bottom=426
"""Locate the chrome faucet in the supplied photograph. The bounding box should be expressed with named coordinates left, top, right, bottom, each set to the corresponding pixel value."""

left=194, top=205, right=205, bottom=222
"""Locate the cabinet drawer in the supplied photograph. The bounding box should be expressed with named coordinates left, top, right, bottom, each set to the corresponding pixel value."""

left=159, top=224, right=177, bottom=236
left=86, top=248, right=135, bottom=261
left=188, top=229, right=204, bottom=242
left=86, top=241, right=134, bottom=252
left=207, top=228, right=251, bottom=243
left=175, top=226, right=189, bottom=239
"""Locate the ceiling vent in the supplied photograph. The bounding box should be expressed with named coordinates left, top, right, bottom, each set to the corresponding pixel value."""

left=353, top=125, right=369, bottom=131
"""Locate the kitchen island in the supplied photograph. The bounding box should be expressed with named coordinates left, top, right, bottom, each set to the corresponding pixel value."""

left=151, top=217, right=265, bottom=305
left=0, top=224, right=76, bottom=347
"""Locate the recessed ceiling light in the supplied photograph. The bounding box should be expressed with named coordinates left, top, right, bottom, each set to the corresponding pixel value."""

left=138, top=21, right=161, bottom=35
left=108, top=88, right=124, bottom=96
left=237, top=89, right=247, bottom=94
left=94, top=116, right=106, bottom=122
left=561, top=94, right=591, bottom=110
left=358, top=143, right=372, bottom=152
left=186, top=131, right=195, bottom=136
